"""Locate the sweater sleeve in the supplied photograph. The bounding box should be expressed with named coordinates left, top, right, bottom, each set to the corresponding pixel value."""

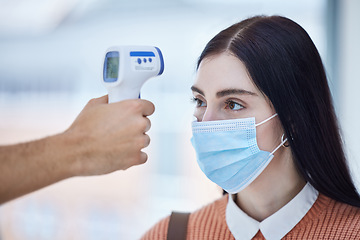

left=140, top=215, right=170, bottom=240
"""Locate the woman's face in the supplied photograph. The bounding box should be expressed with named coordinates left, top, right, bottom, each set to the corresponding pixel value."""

left=192, top=52, right=283, bottom=153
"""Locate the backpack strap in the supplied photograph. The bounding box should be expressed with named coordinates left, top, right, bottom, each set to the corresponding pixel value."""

left=167, top=211, right=190, bottom=240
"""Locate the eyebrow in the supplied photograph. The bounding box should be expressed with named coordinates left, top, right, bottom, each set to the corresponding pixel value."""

left=191, top=86, right=205, bottom=96
left=191, top=86, right=257, bottom=98
left=216, top=88, right=257, bottom=98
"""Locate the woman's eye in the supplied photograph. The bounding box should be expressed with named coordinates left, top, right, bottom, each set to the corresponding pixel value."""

left=192, top=97, right=206, bottom=107
left=225, top=100, right=243, bottom=110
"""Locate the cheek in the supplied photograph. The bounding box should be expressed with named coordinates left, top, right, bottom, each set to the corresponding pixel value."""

left=256, top=119, right=283, bottom=152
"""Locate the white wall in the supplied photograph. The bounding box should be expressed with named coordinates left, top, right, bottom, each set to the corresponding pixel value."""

left=338, top=0, right=360, bottom=188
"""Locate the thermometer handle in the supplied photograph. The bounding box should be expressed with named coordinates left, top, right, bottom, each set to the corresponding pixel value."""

left=108, top=87, right=141, bottom=103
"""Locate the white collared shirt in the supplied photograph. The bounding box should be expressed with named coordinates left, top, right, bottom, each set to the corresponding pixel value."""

left=225, top=183, right=319, bottom=240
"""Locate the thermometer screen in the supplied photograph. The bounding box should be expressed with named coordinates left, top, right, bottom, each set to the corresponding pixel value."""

left=104, top=51, right=120, bottom=82
left=106, top=57, right=119, bottom=79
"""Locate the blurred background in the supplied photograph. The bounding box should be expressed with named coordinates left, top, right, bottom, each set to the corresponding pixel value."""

left=0, top=0, right=359, bottom=239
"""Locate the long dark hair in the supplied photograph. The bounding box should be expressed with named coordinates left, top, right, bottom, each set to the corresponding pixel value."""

left=198, top=15, right=360, bottom=207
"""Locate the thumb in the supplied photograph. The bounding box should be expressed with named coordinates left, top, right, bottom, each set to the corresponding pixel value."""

left=89, top=95, right=109, bottom=105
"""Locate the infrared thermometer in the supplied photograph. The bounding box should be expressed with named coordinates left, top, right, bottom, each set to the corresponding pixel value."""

left=102, top=46, right=164, bottom=103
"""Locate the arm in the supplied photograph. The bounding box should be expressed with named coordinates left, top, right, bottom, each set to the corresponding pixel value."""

left=0, top=95, right=155, bottom=204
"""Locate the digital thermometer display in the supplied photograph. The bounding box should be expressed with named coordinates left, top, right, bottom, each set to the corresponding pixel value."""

left=104, top=51, right=119, bottom=82
left=102, top=46, right=164, bottom=103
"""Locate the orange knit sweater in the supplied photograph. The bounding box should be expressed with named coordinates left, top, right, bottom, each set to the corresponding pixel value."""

left=141, top=194, right=360, bottom=239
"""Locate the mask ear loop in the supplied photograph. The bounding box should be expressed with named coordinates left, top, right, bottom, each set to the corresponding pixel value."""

left=281, top=134, right=290, bottom=147
left=270, top=134, right=288, bottom=155
left=255, top=113, right=278, bottom=127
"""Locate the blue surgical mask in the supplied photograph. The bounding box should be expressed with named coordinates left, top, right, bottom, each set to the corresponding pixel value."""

left=191, top=114, right=287, bottom=194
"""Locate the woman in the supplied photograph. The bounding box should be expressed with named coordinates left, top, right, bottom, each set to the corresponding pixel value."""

left=142, top=15, right=360, bottom=239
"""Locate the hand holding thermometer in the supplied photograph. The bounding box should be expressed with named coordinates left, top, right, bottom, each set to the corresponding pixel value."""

left=102, top=46, right=164, bottom=103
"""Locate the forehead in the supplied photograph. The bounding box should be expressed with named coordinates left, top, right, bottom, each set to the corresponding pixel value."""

left=195, top=53, right=260, bottom=95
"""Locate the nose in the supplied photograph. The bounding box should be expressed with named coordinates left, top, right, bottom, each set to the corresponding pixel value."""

left=201, top=107, right=220, bottom=122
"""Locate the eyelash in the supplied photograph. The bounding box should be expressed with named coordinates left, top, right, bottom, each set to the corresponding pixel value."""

left=191, top=97, right=244, bottom=111
left=225, top=100, right=244, bottom=111
left=191, top=97, right=205, bottom=107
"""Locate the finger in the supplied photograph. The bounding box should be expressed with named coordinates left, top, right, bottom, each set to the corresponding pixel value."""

left=142, top=134, right=151, bottom=148
left=111, top=99, right=154, bottom=116
left=127, top=152, right=148, bottom=169
left=138, top=151, right=148, bottom=165
left=143, top=117, right=151, bottom=133
left=139, top=99, right=155, bottom=117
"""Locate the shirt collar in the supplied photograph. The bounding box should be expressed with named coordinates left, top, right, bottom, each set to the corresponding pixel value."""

left=225, top=182, right=319, bottom=240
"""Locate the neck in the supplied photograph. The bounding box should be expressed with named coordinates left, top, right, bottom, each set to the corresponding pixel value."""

left=235, top=148, right=306, bottom=222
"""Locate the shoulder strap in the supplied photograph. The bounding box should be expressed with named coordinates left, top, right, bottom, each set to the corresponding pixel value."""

left=167, top=211, right=190, bottom=240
